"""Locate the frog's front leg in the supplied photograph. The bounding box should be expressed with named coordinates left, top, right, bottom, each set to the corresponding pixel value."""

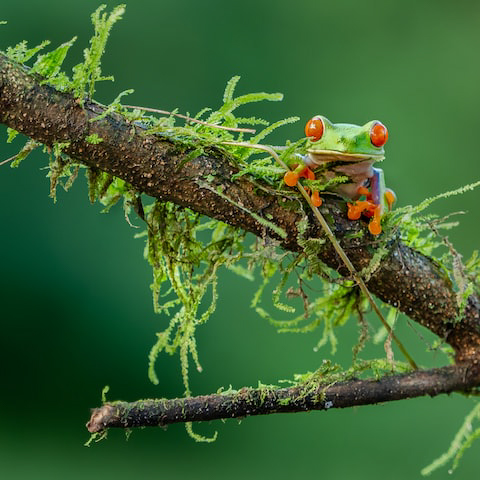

left=347, top=167, right=396, bottom=235
left=283, top=155, right=322, bottom=207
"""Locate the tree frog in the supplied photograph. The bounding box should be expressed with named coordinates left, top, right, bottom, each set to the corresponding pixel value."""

left=283, top=115, right=395, bottom=235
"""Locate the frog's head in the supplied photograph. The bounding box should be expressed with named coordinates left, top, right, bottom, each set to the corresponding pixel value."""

left=304, top=115, right=388, bottom=162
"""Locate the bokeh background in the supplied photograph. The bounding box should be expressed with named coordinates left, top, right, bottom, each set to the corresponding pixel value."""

left=1, top=1, right=480, bottom=478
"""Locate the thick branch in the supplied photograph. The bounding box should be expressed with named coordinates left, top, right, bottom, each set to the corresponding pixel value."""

left=87, top=365, right=480, bottom=432
left=1, top=53, right=479, bottom=364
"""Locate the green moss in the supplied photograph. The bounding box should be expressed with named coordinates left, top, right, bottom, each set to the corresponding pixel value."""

left=6, top=39, right=50, bottom=63
left=31, top=37, right=76, bottom=89
left=85, top=133, right=104, bottom=144
left=71, top=4, right=125, bottom=99
left=142, top=201, right=248, bottom=402
left=422, top=401, right=480, bottom=475
left=8, top=139, right=39, bottom=168
left=382, top=182, right=480, bottom=319
left=84, top=429, right=108, bottom=447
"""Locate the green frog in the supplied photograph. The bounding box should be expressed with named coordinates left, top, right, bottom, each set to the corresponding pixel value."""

left=283, top=115, right=395, bottom=235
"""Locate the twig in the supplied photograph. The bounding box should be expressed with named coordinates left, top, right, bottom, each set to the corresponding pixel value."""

left=87, top=365, right=479, bottom=432
left=0, top=154, right=16, bottom=166
left=123, top=104, right=256, bottom=133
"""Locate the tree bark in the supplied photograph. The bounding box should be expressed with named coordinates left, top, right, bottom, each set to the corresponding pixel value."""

left=1, top=53, right=479, bottom=431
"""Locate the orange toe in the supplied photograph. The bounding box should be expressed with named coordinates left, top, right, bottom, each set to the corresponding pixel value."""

left=385, top=189, right=396, bottom=210
left=304, top=167, right=315, bottom=181
left=311, top=191, right=322, bottom=207
left=368, top=220, right=382, bottom=235
left=284, top=171, right=299, bottom=187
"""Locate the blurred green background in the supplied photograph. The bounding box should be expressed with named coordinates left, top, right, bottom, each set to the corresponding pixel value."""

left=1, top=1, right=479, bottom=478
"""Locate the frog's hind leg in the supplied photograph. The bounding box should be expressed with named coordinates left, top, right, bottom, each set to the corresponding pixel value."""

left=347, top=168, right=390, bottom=234
left=366, top=167, right=395, bottom=234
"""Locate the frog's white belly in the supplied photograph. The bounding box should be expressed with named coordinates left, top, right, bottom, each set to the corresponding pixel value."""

left=305, top=153, right=375, bottom=200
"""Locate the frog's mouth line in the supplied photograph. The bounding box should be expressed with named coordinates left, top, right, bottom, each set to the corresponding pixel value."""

left=307, top=149, right=384, bottom=163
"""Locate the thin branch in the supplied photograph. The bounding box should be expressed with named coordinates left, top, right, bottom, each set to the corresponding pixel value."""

left=0, top=153, right=15, bottom=166
left=123, top=104, right=256, bottom=133
left=87, top=365, right=480, bottom=432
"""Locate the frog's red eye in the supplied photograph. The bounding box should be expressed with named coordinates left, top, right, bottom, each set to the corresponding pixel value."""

left=305, top=116, right=324, bottom=142
left=370, top=122, right=388, bottom=147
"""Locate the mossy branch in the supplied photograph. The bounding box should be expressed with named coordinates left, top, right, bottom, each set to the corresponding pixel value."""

left=1, top=52, right=478, bottom=363
left=86, top=365, right=480, bottom=433
left=1, top=52, right=480, bottom=434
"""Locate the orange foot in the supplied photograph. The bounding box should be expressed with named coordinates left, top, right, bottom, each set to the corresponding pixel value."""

left=347, top=200, right=373, bottom=220
left=284, top=166, right=321, bottom=206
left=347, top=200, right=383, bottom=235
left=283, top=166, right=315, bottom=187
